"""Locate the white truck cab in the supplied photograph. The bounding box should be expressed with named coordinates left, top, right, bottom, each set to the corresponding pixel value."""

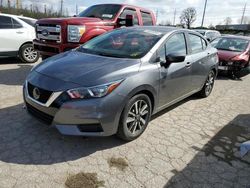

left=0, top=13, right=39, bottom=63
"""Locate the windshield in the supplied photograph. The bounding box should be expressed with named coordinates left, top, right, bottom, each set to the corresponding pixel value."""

left=211, top=37, right=249, bottom=52
left=77, top=29, right=163, bottom=59
left=78, top=4, right=121, bottom=20
left=196, top=31, right=205, bottom=35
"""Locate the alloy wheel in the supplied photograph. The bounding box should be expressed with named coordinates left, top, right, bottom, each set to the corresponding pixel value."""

left=23, top=47, right=38, bottom=62
left=126, top=100, right=150, bottom=135
left=205, top=71, right=215, bottom=96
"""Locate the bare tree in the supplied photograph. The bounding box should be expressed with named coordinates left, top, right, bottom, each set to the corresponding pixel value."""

left=224, top=17, right=232, bottom=25
left=180, top=7, right=196, bottom=29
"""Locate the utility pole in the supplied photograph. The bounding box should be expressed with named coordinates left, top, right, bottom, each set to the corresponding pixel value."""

left=44, top=4, right=47, bottom=14
left=16, top=0, right=19, bottom=9
left=156, top=9, right=159, bottom=23
left=30, top=4, right=33, bottom=12
left=201, top=0, right=208, bottom=27
left=60, top=0, right=63, bottom=16
left=8, top=0, right=11, bottom=9
left=0, top=0, right=3, bottom=7
left=173, top=8, right=176, bottom=26
left=241, top=3, right=247, bottom=24
left=76, top=4, right=78, bottom=15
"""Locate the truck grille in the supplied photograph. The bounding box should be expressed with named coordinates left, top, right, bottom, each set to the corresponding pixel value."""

left=36, top=24, right=61, bottom=42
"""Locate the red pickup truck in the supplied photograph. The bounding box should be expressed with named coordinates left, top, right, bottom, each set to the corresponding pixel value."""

left=33, top=4, right=156, bottom=58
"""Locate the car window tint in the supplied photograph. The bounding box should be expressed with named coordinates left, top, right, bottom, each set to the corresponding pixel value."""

left=141, top=11, right=153, bottom=26
left=0, top=16, right=13, bottom=29
left=12, top=18, right=22, bottom=28
left=165, top=33, right=187, bottom=56
left=120, top=8, right=139, bottom=25
left=189, top=34, right=204, bottom=53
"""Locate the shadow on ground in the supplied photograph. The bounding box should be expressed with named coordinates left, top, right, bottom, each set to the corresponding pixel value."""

left=165, top=114, right=250, bottom=188
left=0, top=104, right=126, bottom=165
left=0, top=58, right=33, bottom=85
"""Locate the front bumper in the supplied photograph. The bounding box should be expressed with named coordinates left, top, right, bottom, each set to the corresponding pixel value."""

left=33, top=39, right=79, bottom=56
left=23, top=81, right=126, bottom=137
left=218, top=61, right=245, bottom=71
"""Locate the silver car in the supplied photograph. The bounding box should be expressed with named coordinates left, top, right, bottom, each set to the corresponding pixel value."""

left=23, top=26, right=218, bottom=141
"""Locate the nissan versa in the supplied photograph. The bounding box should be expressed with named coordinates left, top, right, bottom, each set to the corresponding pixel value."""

left=23, top=26, right=218, bottom=141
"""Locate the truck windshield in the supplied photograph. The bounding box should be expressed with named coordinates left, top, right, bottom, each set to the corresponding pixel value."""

left=78, top=4, right=122, bottom=20
left=77, top=28, right=163, bottom=59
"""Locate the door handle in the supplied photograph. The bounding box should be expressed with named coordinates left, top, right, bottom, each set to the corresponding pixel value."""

left=16, top=31, right=24, bottom=34
left=185, top=62, right=191, bottom=68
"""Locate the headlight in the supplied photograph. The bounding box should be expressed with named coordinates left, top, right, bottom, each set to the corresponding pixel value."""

left=67, top=80, right=123, bottom=99
left=68, top=25, right=86, bottom=42
left=227, top=61, right=234, bottom=65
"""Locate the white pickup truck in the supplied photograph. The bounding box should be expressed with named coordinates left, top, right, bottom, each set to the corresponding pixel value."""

left=0, top=13, right=39, bottom=63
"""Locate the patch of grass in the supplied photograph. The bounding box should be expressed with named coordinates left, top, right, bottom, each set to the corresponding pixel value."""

left=65, top=172, right=105, bottom=188
left=108, top=157, right=129, bottom=171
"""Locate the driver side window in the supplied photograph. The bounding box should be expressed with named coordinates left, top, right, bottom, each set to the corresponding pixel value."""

left=158, top=33, right=187, bottom=59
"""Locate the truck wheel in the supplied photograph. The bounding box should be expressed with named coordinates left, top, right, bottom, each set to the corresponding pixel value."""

left=19, top=43, right=39, bottom=63
left=198, top=70, right=215, bottom=98
left=117, top=94, right=152, bottom=141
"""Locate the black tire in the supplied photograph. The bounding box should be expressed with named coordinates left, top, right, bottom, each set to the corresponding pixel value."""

left=41, top=55, right=50, bottom=60
left=117, top=94, right=152, bottom=141
left=198, top=70, right=215, bottom=98
left=19, top=43, right=39, bottom=63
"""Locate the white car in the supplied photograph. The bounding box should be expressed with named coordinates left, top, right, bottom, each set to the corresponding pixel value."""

left=0, top=13, right=39, bottom=63
left=194, top=29, right=221, bottom=42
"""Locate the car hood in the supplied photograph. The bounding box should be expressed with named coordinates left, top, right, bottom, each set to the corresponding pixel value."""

left=34, top=51, right=141, bottom=87
left=37, top=17, right=103, bottom=25
left=217, top=50, right=242, bottom=61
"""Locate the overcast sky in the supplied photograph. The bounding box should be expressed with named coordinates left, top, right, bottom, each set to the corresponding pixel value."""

left=8, top=0, right=250, bottom=26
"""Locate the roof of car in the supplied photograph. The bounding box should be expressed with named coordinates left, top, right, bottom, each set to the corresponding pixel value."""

left=194, top=29, right=219, bottom=32
left=219, top=35, right=250, bottom=41
left=92, top=3, right=153, bottom=12
left=0, top=13, right=36, bottom=21
left=124, top=26, right=184, bottom=34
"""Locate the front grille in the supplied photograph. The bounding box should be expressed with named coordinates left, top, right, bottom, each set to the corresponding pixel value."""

left=36, top=24, right=61, bottom=42
left=77, top=124, right=103, bottom=132
left=26, top=103, right=54, bottom=124
left=27, top=83, right=53, bottom=104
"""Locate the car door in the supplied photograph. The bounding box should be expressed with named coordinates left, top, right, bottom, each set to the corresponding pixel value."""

left=0, top=15, right=25, bottom=54
left=187, top=33, right=210, bottom=90
left=157, top=32, right=192, bottom=108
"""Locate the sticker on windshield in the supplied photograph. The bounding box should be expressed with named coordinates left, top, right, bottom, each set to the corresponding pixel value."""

left=143, top=30, right=162, bottom=36
left=102, top=14, right=113, bottom=19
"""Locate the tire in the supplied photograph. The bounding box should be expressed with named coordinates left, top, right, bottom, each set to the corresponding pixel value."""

left=41, top=55, right=50, bottom=60
left=19, top=43, right=39, bottom=63
left=198, top=70, right=215, bottom=98
left=117, top=94, right=152, bottom=141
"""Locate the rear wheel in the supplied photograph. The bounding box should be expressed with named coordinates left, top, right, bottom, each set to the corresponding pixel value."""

left=19, top=43, right=39, bottom=63
left=117, top=94, right=152, bottom=141
left=198, top=70, right=215, bottom=98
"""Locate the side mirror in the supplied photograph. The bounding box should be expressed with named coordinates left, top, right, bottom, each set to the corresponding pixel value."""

left=117, top=14, right=134, bottom=27
left=165, top=53, right=186, bottom=64
left=125, top=15, right=134, bottom=27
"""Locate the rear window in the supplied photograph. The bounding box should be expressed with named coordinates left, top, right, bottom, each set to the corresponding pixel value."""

left=19, top=18, right=36, bottom=27
left=141, top=11, right=153, bottom=26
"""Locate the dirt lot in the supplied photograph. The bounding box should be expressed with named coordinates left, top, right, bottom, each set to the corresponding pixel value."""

left=0, top=58, right=250, bottom=188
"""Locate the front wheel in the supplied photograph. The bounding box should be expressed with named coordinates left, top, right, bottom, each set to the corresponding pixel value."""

left=117, top=94, right=152, bottom=141
left=19, top=43, right=39, bottom=63
left=198, top=70, right=215, bottom=98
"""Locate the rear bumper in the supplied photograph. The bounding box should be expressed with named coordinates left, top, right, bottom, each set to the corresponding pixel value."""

left=33, top=39, right=79, bottom=56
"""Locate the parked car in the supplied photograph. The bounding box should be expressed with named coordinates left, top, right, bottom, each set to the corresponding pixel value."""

left=0, top=13, right=39, bottom=63
left=194, top=29, right=221, bottom=42
left=211, top=35, right=250, bottom=78
left=23, top=26, right=218, bottom=141
left=33, top=4, right=156, bottom=59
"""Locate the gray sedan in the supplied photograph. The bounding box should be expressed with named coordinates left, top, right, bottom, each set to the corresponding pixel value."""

left=23, top=26, right=218, bottom=141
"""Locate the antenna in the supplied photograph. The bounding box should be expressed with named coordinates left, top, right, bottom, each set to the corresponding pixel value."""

left=241, top=3, right=247, bottom=24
